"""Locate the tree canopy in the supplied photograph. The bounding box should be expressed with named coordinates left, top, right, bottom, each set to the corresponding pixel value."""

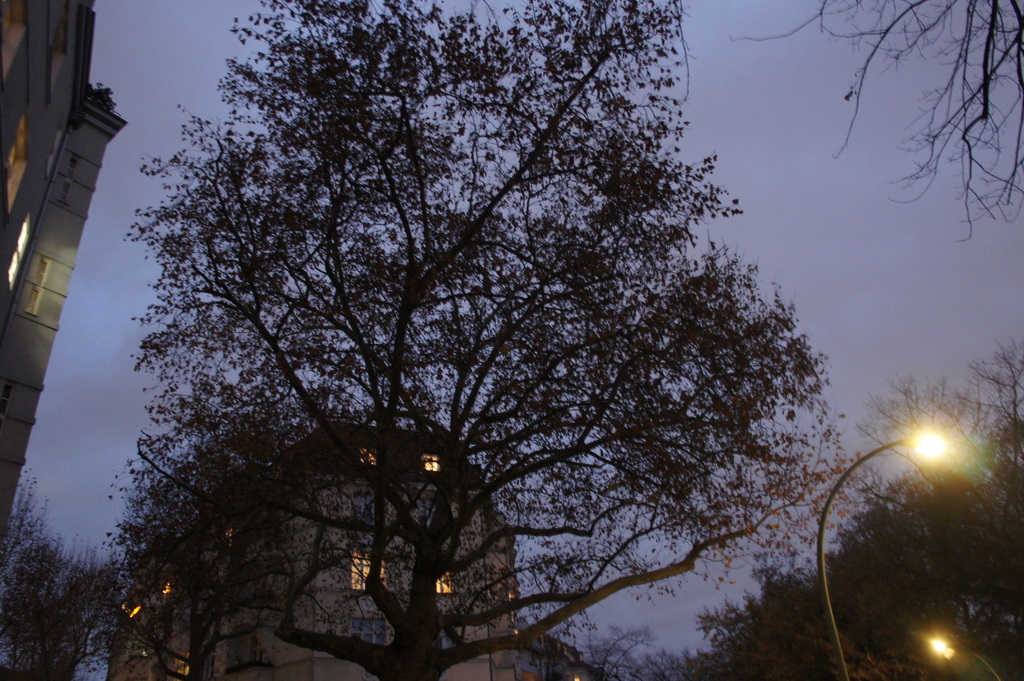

left=128, top=2, right=834, bottom=681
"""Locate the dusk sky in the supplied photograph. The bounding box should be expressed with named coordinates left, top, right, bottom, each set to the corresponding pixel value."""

left=22, top=0, right=1024, bottom=651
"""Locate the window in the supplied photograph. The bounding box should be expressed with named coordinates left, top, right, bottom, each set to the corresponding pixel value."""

left=226, top=631, right=269, bottom=672
left=351, top=618, right=388, bottom=645
left=24, top=286, right=39, bottom=315
left=417, top=497, right=436, bottom=526
left=6, top=115, right=28, bottom=212
left=352, top=493, right=374, bottom=524
left=0, top=383, right=12, bottom=415
left=351, top=550, right=371, bottom=590
left=436, top=573, right=454, bottom=594
left=64, top=154, right=79, bottom=180
left=7, top=216, right=28, bottom=288
left=237, top=632, right=266, bottom=665
left=173, top=655, right=189, bottom=678
left=49, top=6, right=68, bottom=89
left=248, top=633, right=267, bottom=665
left=56, top=156, right=78, bottom=203
left=2, top=0, right=26, bottom=80
left=422, top=454, right=440, bottom=472
left=0, top=382, right=12, bottom=435
left=36, top=257, right=51, bottom=285
left=358, top=448, right=376, bottom=465
left=26, top=257, right=51, bottom=316
left=46, top=130, right=62, bottom=176
left=435, top=631, right=454, bottom=649
left=56, top=179, right=72, bottom=202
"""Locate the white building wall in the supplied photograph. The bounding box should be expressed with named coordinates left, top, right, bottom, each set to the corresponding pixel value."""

left=0, top=0, right=125, bottom=534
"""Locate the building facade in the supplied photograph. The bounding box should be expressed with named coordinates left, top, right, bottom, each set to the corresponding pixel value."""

left=0, top=0, right=125, bottom=534
left=107, top=429, right=593, bottom=681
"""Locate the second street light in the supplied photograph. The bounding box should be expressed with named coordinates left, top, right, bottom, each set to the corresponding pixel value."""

left=816, top=434, right=947, bottom=681
left=930, top=639, right=1004, bottom=681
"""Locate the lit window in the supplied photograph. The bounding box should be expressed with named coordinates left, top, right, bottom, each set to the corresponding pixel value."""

left=25, top=286, right=39, bottom=315
left=36, top=257, right=50, bottom=285
left=351, top=550, right=371, bottom=590
left=6, top=115, right=28, bottom=212
left=436, top=573, right=454, bottom=594
left=8, top=216, right=29, bottom=288
left=173, top=655, right=189, bottom=677
left=350, top=618, right=388, bottom=645
left=358, top=448, right=376, bottom=465
left=422, top=454, right=440, bottom=472
left=2, top=0, right=26, bottom=80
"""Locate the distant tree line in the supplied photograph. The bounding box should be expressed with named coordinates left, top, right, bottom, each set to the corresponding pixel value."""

left=0, top=483, right=120, bottom=681
left=678, top=340, right=1024, bottom=681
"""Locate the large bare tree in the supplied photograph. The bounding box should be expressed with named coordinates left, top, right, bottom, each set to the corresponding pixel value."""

left=129, top=2, right=835, bottom=681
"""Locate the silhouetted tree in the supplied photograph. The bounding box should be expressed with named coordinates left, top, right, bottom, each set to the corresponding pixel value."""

left=0, top=484, right=120, bottom=681
left=583, top=626, right=653, bottom=681
left=112, top=462, right=281, bottom=681
left=129, top=1, right=836, bottom=681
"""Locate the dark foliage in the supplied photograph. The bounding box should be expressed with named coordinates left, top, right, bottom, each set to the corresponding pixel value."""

left=0, top=485, right=121, bottom=681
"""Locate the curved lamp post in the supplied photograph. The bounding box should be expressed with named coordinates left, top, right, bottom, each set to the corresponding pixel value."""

left=931, top=639, right=1004, bottom=681
left=816, top=435, right=946, bottom=681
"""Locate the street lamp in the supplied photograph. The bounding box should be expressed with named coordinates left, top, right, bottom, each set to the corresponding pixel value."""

left=816, top=435, right=947, bottom=681
left=929, top=639, right=999, bottom=679
left=930, top=639, right=1004, bottom=681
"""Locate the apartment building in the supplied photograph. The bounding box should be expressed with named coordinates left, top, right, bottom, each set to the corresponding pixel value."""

left=107, top=427, right=545, bottom=681
left=0, top=0, right=125, bottom=534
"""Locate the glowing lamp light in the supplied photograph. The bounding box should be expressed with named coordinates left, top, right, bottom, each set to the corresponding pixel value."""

left=913, top=433, right=947, bottom=458
left=931, top=639, right=956, bottom=660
